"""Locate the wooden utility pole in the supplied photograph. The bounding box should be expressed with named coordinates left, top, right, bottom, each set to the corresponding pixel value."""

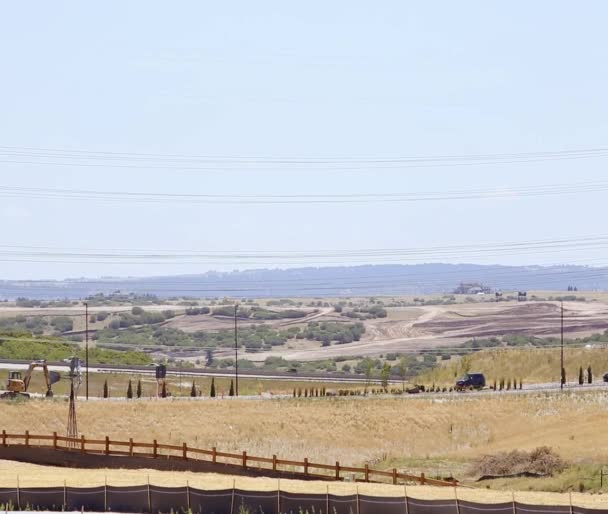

left=560, top=301, right=564, bottom=390
left=234, top=304, right=239, bottom=396
left=85, top=302, right=89, bottom=400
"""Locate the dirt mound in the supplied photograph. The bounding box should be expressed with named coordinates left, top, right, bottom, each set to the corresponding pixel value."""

left=412, top=302, right=608, bottom=339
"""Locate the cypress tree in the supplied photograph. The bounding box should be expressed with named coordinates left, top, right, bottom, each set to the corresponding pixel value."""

left=229, top=380, right=235, bottom=397
left=304, top=388, right=308, bottom=398
left=103, top=379, right=109, bottom=398
left=161, top=381, right=167, bottom=398
left=587, top=366, right=593, bottom=384
left=579, top=366, right=584, bottom=385
left=136, top=379, right=142, bottom=399
left=293, top=388, right=296, bottom=398
left=210, top=377, right=216, bottom=398
left=190, top=381, right=197, bottom=397
left=126, top=380, right=133, bottom=399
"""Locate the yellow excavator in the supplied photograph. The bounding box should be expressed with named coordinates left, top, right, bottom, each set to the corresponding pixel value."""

left=1, top=360, right=61, bottom=399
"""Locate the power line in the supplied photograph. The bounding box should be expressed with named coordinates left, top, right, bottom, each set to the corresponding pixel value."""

left=0, top=234, right=608, bottom=261
left=0, top=180, right=607, bottom=205
left=1, top=145, right=607, bottom=166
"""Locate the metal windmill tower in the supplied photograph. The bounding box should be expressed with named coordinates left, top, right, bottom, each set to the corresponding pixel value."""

left=66, top=357, right=81, bottom=447
left=67, top=382, right=78, bottom=446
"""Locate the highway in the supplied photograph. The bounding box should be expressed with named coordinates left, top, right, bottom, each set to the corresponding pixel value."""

left=0, top=359, right=395, bottom=385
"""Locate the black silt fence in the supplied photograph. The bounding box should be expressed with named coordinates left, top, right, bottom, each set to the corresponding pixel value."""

left=360, top=495, right=406, bottom=514
left=459, top=500, right=514, bottom=514
left=66, top=486, right=106, bottom=512
left=189, top=488, right=234, bottom=514
left=0, top=486, right=606, bottom=514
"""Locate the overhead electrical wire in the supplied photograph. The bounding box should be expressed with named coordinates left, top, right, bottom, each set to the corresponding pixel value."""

left=0, top=146, right=606, bottom=176
left=1, top=145, right=607, bottom=168
left=0, top=234, right=608, bottom=263
left=0, top=180, right=607, bottom=205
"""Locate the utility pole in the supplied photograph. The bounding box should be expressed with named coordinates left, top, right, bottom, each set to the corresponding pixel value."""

left=560, top=301, right=564, bottom=391
left=85, top=302, right=89, bottom=400
left=234, top=303, right=239, bottom=397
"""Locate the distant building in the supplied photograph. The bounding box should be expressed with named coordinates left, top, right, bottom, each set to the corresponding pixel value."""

left=453, top=282, right=492, bottom=295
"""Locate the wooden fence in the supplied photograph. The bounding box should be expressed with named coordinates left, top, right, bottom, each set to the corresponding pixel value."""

left=0, top=430, right=457, bottom=487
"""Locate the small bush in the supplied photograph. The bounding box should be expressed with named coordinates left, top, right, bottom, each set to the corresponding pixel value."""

left=473, top=446, right=566, bottom=477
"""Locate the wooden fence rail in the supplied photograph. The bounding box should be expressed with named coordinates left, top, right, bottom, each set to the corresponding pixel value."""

left=0, top=430, right=457, bottom=487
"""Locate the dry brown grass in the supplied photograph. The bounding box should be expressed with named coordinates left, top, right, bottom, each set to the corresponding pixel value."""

left=0, top=461, right=607, bottom=507
left=418, top=347, right=608, bottom=385
left=1, top=392, right=608, bottom=468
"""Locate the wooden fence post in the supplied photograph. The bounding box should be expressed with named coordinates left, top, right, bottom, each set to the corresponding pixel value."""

left=272, top=455, right=277, bottom=472
left=183, top=442, right=188, bottom=460
left=129, top=438, right=134, bottom=457
left=393, top=468, right=398, bottom=485
left=105, top=436, right=110, bottom=456
left=335, top=461, right=340, bottom=480
left=242, top=451, right=247, bottom=469
left=212, top=447, right=217, bottom=464
left=364, top=464, right=369, bottom=482
left=80, top=435, right=85, bottom=454
left=53, top=432, right=58, bottom=450
left=153, top=439, right=158, bottom=459
left=304, top=458, right=309, bottom=476
left=1, top=430, right=6, bottom=447
left=420, top=472, right=425, bottom=485
left=25, top=430, right=29, bottom=448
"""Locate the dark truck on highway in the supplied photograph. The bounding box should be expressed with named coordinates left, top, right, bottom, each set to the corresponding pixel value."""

left=455, top=372, right=486, bottom=391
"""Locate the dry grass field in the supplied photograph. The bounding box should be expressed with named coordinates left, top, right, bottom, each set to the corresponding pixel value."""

left=1, top=393, right=607, bottom=471
left=1, top=460, right=608, bottom=508
left=418, top=347, right=608, bottom=386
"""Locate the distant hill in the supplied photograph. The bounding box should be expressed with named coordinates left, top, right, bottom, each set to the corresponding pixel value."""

left=1, top=263, right=607, bottom=300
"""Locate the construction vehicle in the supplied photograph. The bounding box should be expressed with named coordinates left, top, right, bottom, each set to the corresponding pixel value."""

left=1, top=360, right=61, bottom=399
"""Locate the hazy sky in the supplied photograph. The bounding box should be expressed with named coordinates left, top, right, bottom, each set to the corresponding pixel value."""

left=0, top=1, right=607, bottom=280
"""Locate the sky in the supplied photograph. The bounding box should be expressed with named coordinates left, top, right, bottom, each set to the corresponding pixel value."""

left=0, top=1, right=607, bottom=280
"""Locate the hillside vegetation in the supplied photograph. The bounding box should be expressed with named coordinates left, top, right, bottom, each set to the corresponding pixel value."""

left=416, top=347, right=608, bottom=385
left=0, top=332, right=152, bottom=365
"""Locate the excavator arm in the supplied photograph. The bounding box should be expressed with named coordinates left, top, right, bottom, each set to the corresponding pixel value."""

left=21, top=363, right=37, bottom=391
left=22, top=361, right=56, bottom=397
